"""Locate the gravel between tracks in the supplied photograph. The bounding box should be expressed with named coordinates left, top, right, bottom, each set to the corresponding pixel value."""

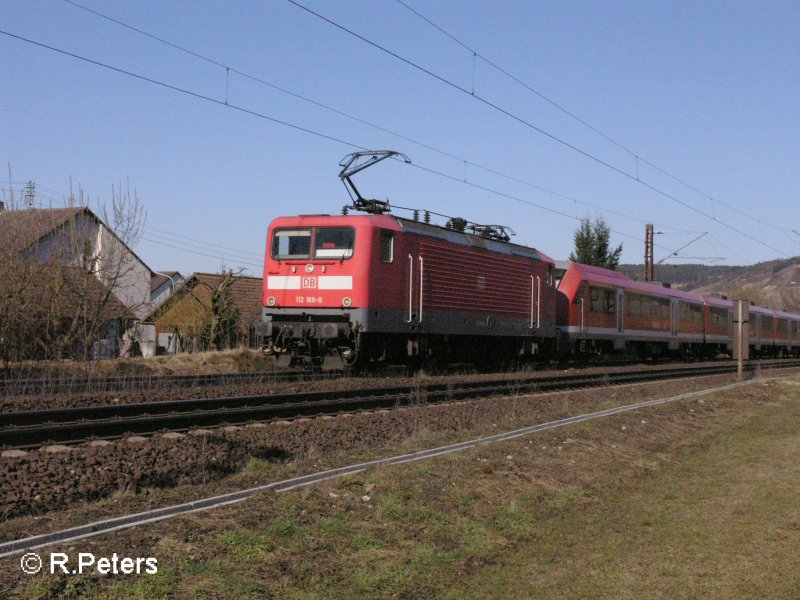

left=0, top=371, right=751, bottom=528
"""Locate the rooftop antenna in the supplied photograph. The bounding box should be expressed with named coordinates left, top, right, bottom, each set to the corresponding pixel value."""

left=338, top=150, right=410, bottom=214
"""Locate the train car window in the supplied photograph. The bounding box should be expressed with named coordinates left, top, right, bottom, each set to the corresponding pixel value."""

left=680, top=302, right=703, bottom=323
left=649, top=297, right=669, bottom=319
left=777, top=319, right=788, bottom=334
left=590, top=287, right=600, bottom=312
left=710, top=307, right=728, bottom=325
left=660, top=299, right=670, bottom=319
left=589, top=287, right=615, bottom=313
left=314, top=227, right=355, bottom=259
left=379, top=230, right=394, bottom=263
left=761, top=315, right=774, bottom=332
left=546, top=265, right=554, bottom=287
left=271, top=229, right=311, bottom=259
left=628, top=295, right=640, bottom=316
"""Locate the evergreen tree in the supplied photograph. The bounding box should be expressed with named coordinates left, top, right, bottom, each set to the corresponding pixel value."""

left=569, top=216, right=623, bottom=269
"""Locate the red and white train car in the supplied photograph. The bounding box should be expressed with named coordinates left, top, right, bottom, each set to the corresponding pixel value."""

left=774, top=309, right=800, bottom=356
left=749, top=307, right=800, bottom=357
left=262, top=213, right=557, bottom=368
left=556, top=262, right=733, bottom=357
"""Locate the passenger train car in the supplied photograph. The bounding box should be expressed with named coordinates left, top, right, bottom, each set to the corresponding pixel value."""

left=556, top=262, right=800, bottom=359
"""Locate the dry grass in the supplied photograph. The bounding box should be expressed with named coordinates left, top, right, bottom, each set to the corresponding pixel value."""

left=2, top=347, right=274, bottom=380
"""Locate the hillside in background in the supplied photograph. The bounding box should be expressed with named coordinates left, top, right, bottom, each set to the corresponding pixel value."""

left=616, top=257, right=800, bottom=312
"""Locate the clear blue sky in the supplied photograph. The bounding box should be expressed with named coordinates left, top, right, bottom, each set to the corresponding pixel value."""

left=2, top=0, right=799, bottom=277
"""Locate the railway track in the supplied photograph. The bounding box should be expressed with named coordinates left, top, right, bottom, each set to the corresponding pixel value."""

left=4, top=360, right=799, bottom=449
left=0, top=368, right=341, bottom=396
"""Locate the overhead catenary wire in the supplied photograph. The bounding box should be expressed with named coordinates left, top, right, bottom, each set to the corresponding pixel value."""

left=285, top=0, right=792, bottom=258
left=2, top=29, right=674, bottom=253
left=56, top=0, right=700, bottom=238
left=395, top=0, right=792, bottom=236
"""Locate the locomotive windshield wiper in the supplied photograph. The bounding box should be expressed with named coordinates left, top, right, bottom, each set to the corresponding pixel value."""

left=339, top=150, right=411, bottom=215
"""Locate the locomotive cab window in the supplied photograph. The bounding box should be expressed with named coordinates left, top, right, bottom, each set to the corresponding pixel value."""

left=379, top=230, right=394, bottom=263
left=271, top=229, right=311, bottom=259
left=314, top=227, right=354, bottom=259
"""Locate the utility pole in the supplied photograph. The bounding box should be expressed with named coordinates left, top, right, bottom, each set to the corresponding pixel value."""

left=644, top=224, right=654, bottom=281
left=24, top=181, right=35, bottom=209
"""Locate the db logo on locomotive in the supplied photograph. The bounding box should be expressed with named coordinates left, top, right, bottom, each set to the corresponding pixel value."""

left=302, top=277, right=317, bottom=289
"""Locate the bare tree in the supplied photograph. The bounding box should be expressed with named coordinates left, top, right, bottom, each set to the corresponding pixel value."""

left=0, top=177, right=148, bottom=366
left=208, top=268, right=243, bottom=351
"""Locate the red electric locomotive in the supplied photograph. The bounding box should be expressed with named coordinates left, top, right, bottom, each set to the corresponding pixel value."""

left=261, top=212, right=557, bottom=368
left=261, top=151, right=557, bottom=369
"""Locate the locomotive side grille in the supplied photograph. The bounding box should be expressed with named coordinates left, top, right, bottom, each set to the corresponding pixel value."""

left=420, top=241, right=535, bottom=316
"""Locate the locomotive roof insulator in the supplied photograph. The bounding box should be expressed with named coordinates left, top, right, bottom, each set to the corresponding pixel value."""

left=446, top=217, right=468, bottom=232
left=338, top=150, right=411, bottom=215
left=468, top=223, right=516, bottom=242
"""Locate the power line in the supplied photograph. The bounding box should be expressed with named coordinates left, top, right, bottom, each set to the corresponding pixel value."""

left=141, top=236, right=262, bottom=270
left=0, top=29, right=733, bottom=259
left=395, top=0, right=791, bottom=236
left=142, top=230, right=262, bottom=264
left=146, top=224, right=264, bottom=259
left=286, top=0, right=791, bottom=258
left=57, top=0, right=698, bottom=236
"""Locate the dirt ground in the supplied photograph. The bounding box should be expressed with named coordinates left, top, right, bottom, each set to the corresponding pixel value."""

left=1, top=373, right=798, bottom=598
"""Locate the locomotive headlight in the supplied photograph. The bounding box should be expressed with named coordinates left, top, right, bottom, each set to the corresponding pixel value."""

left=267, top=296, right=277, bottom=307
left=342, top=297, right=352, bottom=308
left=305, top=263, right=314, bottom=273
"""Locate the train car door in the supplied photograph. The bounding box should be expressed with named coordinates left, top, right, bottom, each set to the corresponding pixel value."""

left=671, top=299, right=679, bottom=336
left=670, top=298, right=679, bottom=350
left=616, top=289, right=624, bottom=333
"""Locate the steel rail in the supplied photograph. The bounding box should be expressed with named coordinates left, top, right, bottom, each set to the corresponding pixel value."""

left=3, top=361, right=799, bottom=449
left=0, top=368, right=340, bottom=396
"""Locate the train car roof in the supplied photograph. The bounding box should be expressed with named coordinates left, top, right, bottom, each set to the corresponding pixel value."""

left=700, top=294, right=733, bottom=308
left=748, top=304, right=774, bottom=316
left=774, top=309, right=800, bottom=320
left=395, top=217, right=553, bottom=263
left=560, top=261, right=724, bottom=304
left=268, top=213, right=553, bottom=263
